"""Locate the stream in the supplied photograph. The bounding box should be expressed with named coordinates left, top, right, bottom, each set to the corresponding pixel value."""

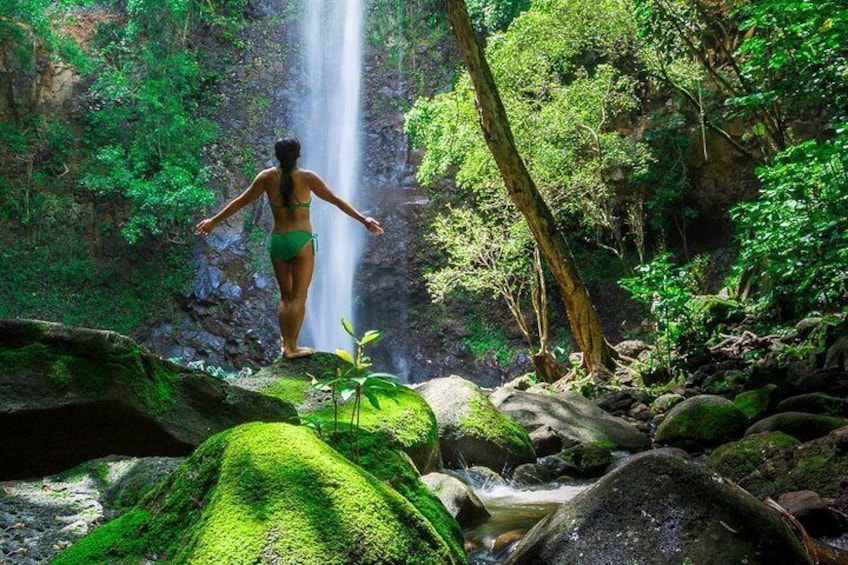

left=454, top=471, right=593, bottom=564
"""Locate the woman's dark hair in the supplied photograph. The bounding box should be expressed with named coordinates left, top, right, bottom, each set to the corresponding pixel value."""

left=274, top=136, right=301, bottom=207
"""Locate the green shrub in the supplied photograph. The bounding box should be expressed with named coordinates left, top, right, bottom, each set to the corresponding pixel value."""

left=732, top=129, right=848, bottom=316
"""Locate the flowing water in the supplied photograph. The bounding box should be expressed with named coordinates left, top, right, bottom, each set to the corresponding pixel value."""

left=296, top=0, right=365, bottom=351
left=456, top=474, right=592, bottom=564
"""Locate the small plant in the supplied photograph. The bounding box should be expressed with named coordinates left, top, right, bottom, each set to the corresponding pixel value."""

left=313, top=319, right=400, bottom=463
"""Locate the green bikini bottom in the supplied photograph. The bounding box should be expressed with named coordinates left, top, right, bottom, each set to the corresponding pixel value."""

left=268, top=231, right=317, bottom=261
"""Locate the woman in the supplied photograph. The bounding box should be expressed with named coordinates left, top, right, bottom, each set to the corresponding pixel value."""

left=195, top=136, right=384, bottom=359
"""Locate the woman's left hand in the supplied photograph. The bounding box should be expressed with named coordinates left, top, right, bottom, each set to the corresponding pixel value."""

left=195, top=218, right=216, bottom=236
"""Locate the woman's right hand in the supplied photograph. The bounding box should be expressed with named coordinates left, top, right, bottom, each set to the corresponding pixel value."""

left=364, top=217, right=384, bottom=235
left=194, top=218, right=216, bottom=236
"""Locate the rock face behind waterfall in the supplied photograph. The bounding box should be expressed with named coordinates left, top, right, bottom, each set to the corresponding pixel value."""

left=0, top=319, right=297, bottom=479
left=53, top=423, right=466, bottom=565
left=489, top=388, right=650, bottom=452
left=415, top=375, right=536, bottom=470
left=504, top=454, right=811, bottom=565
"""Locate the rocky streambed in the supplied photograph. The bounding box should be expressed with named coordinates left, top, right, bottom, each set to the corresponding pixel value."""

left=4, top=317, right=848, bottom=564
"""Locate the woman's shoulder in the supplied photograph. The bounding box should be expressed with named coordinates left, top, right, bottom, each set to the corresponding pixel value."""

left=293, top=168, right=316, bottom=179
left=259, top=166, right=279, bottom=177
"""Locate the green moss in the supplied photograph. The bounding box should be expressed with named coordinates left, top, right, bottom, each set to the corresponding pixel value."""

left=771, top=429, right=848, bottom=497
left=311, top=387, right=440, bottom=467
left=0, top=341, right=178, bottom=414
left=459, top=397, right=535, bottom=460
left=655, top=396, right=748, bottom=447
left=733, top=385, right=777, bottom=421
left=265, top=376, right=312, bottom=407
left=55, top=423, right=463, bottom=565
left=746, top=412, right=848, bottom=442
left=708, top=432, right=799, bottom=483
left=54, top=508, right=153, bottom=563
left=325, top=424, right=466, bottom=563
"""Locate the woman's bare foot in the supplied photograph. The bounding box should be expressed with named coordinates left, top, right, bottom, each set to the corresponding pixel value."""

left=283, top=347, right=315, bottom=360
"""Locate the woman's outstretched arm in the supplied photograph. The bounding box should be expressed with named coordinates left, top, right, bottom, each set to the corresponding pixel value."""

left=307, top=170, right=384, bottom=234
left=195, top=171, right=267, bottom=236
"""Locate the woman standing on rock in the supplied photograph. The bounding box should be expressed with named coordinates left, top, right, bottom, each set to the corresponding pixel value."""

left=195, top=136, right=384, bottom=359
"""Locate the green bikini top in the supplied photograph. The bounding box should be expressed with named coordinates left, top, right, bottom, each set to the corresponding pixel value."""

left=272, top=167, right=312, bottom=209
left=271, top=195, right=312, bottom=209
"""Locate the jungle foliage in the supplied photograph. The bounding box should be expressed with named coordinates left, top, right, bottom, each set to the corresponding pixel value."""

left=0, top=0, right=247, bottom=331
left=410, top=0, right=847, bottom=373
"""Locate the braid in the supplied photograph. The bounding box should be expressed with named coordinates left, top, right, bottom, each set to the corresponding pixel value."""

left=274, top=136, right=301, bottom=207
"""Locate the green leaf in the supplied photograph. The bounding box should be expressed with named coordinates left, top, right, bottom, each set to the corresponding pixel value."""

left=341, top=318, right=356, bottom=337
left=335, top=349, right=354, bottom=365
left=368, top=372, right=400, bottom=381
left=364, top=389, right=381, bottom=409
left=360, top=330, right=382, bottom=345
left=340, top=388, right=356, bottom=402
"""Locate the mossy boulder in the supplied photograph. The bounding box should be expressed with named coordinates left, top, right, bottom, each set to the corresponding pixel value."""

left=236, top=358, right=463, bottom=557
left=503, top=454, right=811, bottom=565
left=651, top=393, right=685, bottom=414
left=707, top=432, right=800, bottom=497
left=54, top=422, right=466, bottom=565
left=723, top=427, right=848, bottom=499
left=556, top=442, right=615, bottom=478
left=654, top=394, right=748, bottom=449
left=778, top=393, right=847, bottom=417
left=0, top=319, right=296, bottom=479
left=489, top=388, right=649, bottom=451
left=774, top=427, right=848, bottom=497
left=421, top=472, right=490, bottom=528
left=733, top=385, right=778, bottom=421
left=745, top=412, right=848, bottom=442
left=416, top=376, right=536, bottom=471
left=239, top=357, right=442, bottom=474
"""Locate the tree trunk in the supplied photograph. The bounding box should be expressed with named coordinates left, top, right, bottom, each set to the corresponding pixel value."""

left=445, top=0, right=616, bottom=375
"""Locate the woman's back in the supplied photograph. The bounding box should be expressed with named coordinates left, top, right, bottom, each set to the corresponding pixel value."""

left=265, top=167, right=313, bottom=233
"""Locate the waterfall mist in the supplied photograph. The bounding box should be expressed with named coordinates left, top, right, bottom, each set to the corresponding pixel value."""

left=296, top=0, right=365, bottom=352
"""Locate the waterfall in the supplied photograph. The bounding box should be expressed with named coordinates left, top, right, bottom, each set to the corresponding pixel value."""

left=296, top=0, right=365, bottom=352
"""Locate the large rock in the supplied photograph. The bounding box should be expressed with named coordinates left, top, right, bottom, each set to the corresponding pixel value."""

left=733, top=385, right=778, bottom=421
left=421, top=472, right=490, bottom=528
left=707, top=432, right=800, bottom=498
left=0, top=319, right=296, bottom=479
left=238, top=356, right=443, bottom=474
left=745, top=412, right=847, bottom=442
left=655, top=394, right=748, bottom=449
left=53, top=423, right=466, bottom=565
left=711, top=426, right=848, bottom=500
left=489, top=389, right=649, bottom=451
left=416, top=376, right=536, bottom=470
left=504, top=455, right=811, bottom=565
left=778, top=392, right=847, bottom=417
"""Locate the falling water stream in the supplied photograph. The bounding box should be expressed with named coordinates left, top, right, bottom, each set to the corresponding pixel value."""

left=296, top=0, right=365, bottom=352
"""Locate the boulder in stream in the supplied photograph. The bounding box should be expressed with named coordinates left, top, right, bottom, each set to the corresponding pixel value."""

left=504, top=454, right=811, bottom=565
left=416, top=376, right=536, bottom=471
left=489, top=388, right=649, bottom=451
left=421, top=472, right=490, bottom=528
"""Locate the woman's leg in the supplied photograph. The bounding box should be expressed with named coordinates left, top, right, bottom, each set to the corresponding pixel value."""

left=281, top=243, right=315, bottom=359
left=271, top=258, right=293, bottom=356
